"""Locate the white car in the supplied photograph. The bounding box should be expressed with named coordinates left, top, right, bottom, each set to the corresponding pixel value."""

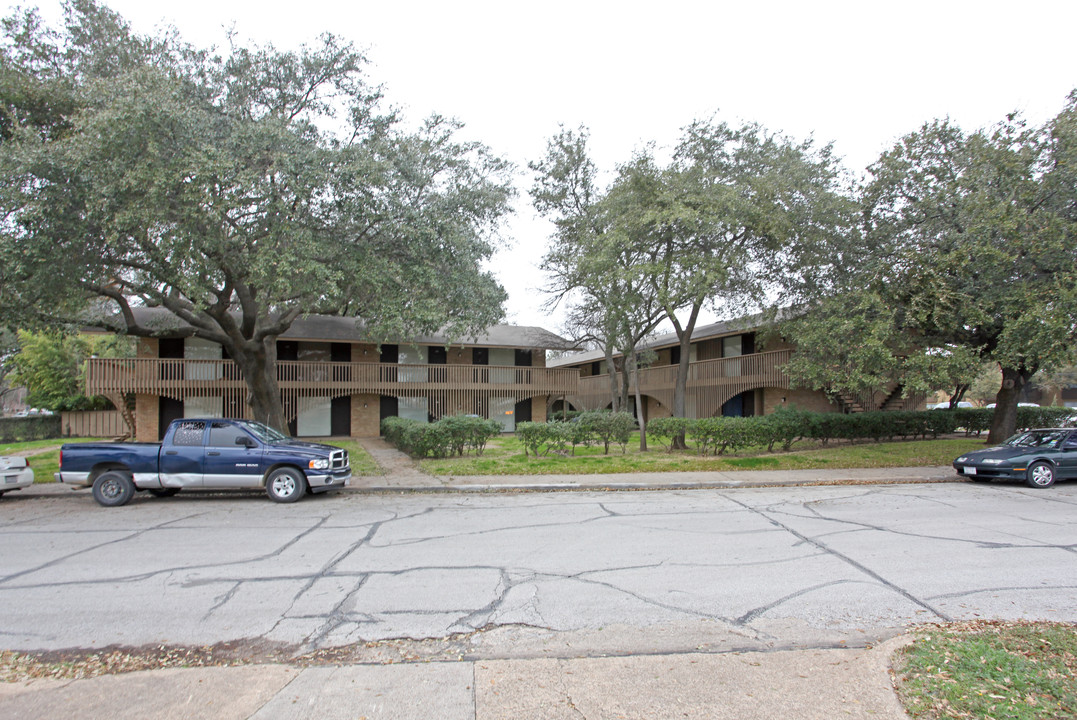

left=0, top=456, right=34, bottom=496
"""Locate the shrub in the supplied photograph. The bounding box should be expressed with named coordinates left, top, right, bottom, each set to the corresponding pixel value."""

left=758, top=408, right=808, bottom=451
left=383, top=415, right=501, bottom=459
left=400, top=422, right=451, bottom=458
left=549, top=409, right=583, bottom=423
left=578, top=410, right=635, bottom=454
left=646, top=416, right=693, bottom=451
left=0, top=416, right=61, bottom=444
left=516, top=421, right=547, bottom=457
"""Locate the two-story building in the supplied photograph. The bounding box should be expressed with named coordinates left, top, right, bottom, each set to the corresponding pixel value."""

left=85, top=311, right=578, bottom=441
left=550, top=317, right=926, bottom=421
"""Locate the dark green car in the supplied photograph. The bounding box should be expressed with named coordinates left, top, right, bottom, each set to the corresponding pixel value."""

left=953, top=428, right=1077, bottom=488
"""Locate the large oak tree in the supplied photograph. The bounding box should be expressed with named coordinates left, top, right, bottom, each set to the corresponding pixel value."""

left=0, top=0, right=512, bottom=431
left=784, top=93, right=1077, bottom=442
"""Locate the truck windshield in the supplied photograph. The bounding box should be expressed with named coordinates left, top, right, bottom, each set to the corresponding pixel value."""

left=236, top=420, right=289, bottom=443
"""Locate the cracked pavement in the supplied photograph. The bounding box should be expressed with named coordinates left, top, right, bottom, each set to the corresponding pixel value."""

left=1, top=482, right=1074, bottom=657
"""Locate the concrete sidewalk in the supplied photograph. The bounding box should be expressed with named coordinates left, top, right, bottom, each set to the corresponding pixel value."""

left=0, top=637, right=913, bottom=719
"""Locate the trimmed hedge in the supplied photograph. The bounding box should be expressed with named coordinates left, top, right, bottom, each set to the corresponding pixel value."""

left=0, top=416, right=61, bottom=444
left=381, top=415, right=501, bottom=459
left=518, top=411, right=637, bottom=456
left=632, top=406, right=1077, bottom=455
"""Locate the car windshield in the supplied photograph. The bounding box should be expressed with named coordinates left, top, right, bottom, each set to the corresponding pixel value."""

left=236, top=420, right=289, bottom=443
left=1003, top=430, right=1069, bottom=448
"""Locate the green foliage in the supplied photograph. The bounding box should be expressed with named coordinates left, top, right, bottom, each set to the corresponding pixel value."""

left=7, top=330, right=130, bottom=411
left=784, top=93, right=1077, bottom=442
left=646, top=417, right=693, bottom=450
left=0, top=415, right=61, bottom=443
left=533, top=119, right=853, bottom=420
left=0, top=1, right=512, bottom=430
left=515, top=413, right=636, bottom=457
left=381, top=415, right=501, bottom=459
left=577, top=410, right=635, bottom=454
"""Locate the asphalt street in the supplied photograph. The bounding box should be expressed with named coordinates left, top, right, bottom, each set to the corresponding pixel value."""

left=1, top=481, right=1074, bottom=658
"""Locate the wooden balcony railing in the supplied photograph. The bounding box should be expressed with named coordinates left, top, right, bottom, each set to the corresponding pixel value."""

left=86, top=358, right=579, bottom=401
left=569, top=349, right=792, bottom=416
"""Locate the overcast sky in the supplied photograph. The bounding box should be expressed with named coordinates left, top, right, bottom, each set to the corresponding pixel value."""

left=12, top=0, right=1077, bottom=333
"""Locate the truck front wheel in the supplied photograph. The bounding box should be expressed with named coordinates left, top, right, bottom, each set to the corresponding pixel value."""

left=93, top=471, right=135, bottom=507
left=266, top=468, right=307, bottom=503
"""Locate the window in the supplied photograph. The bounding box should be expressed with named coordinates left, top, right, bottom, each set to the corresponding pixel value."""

left=208, top=421, right=249, bottom=448
left=173, top=421, right=206, bottom=446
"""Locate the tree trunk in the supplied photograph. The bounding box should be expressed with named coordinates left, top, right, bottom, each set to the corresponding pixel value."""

left=232, top=339, right=289, bottom=432
left=671, top=331, right=694, bottom=449
left=987, top=366, right=1032, bottom=444
left=669, top=304, right=702, bottom=450
left=605, top=346, right=619, bottom=412
left=631, top=353, right=648, bottom=452
left=949, top=383, right=970, bottom=408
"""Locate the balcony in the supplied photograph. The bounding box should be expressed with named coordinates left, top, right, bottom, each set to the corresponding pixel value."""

left=86, top=358, right=579, bottom=400
left=569, top=349, right=792, bottom=415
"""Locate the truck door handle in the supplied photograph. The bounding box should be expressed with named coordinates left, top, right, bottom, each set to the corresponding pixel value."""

left=165, top=451, right=178, bottom=455
left=207, top=451, right=220, bottom=456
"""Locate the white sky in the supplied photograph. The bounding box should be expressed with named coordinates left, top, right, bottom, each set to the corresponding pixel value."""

left=11, top=0, right=1077, bottom=335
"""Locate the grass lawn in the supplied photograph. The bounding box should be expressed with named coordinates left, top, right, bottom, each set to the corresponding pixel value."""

left=0, top=438, right=104, bottom=483
left=319, top=438, right=381, bottom=476
left=417, top=434, right=989, bottom=475
left=893, top=621, right=1077, bottom=719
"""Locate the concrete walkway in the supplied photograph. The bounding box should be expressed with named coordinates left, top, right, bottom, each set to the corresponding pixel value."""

left=0, top=636, right=913, bottom=719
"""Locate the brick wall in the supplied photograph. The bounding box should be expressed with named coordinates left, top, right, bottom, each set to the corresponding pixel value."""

left=762, top=387, right=837, bottom=414
left=134, top=393, right=158, bottom=442
left=351, top=393, right=381, bottom=437
left=446, top=347, right=472, bottom=365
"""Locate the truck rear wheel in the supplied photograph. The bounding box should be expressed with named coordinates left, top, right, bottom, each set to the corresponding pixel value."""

left=266, top=467, right=306, bottom=503
left=93, top=471, right=135, bottom=507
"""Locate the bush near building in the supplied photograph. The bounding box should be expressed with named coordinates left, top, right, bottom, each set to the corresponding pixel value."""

left=643, top=406, right=1076, bottom=455
left=518, top=411, right=636, bottom=456
left=381, top=416, right=501, bottom=459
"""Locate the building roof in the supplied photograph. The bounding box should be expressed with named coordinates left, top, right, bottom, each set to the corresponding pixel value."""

left=94, top=307, right=577, bottom=351
left=548, top=314, right=764, bottom=368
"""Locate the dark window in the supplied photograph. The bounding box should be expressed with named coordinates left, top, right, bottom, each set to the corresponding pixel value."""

left=331, top=343, right=351, bottom=362
left=472, top=348, right=488, bottom=366
left=277, top=341, right=299, bottom=361
left=515, top=349, right=533, bottom=367
left=159, top=338, right=184, bottom=358
left=670, top=346, right=681, bottom=365
left=173, top=420, right=206, bottom=446
left=428, top=346, right=447, bottom=365
left=380, top=344, right=398, bottom=363
left=208, top=421, right=248, bottom=447
left=743, top=333, right=755, bottom=355
left=591, top=360, right=602, bottom=376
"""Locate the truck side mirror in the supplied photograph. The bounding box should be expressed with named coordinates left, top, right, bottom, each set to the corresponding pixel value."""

left=235, top=436, right=256, bottom=448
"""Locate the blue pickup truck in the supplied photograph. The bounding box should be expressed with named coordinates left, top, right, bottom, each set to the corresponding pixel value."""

left=56, top=418, right=351, bottom=506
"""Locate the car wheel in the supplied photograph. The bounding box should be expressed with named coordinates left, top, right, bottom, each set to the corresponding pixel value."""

left=266, top=467, right=306, bottom=503
left=148, top=488, right=180, bottom=498
left=92, top=471, right=135, bottom=507
left=1026, top=461, right=1056, bottom=489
